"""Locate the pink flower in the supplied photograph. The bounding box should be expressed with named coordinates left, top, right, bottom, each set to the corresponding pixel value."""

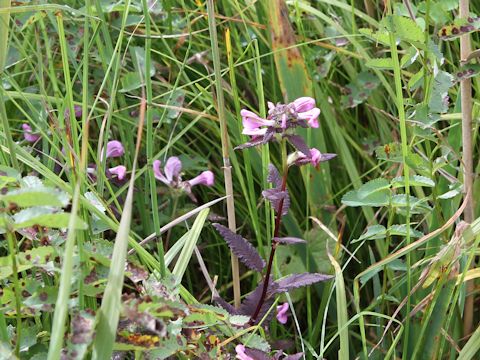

left=188, top=170, right=214, bottom=187
left=109, top=165, right=127, bottom=180
left=292, top=97, right=316, bottom=113
left=241, top=109, right=275, bottom=136
left=294, top=148, right=336, bottom=167
left=105, top=140, right=124, bottom=159
left=22, top=124, right=41, bottom=143
left=153, top=157, right=182, bottom=186
left=276, top=302, right=289, bottom=324
left=235, top=345, right=254, bottom=360
left=65, top=105, right=82, bottom=119
left=297, top=108, right=320, bottom=128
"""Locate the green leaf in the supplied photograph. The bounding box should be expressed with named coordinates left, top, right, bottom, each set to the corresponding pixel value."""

left=391, top=175, right=435, bottom=188
left=391, top=194, right=432, bottom=214
left=365, top=58, right=394, bottom=69
left=1, top=187, right=69, bottom=208
left=13, top=208, right=87, bottom=230
left=352, top=225, right=387, bottom=243
left=388, top=224, right=424, bottom=238
left=428, top=70, right=453, bottom=113
left=172, top=209, right=209, bottom=284
left=385, top=15, right=425, bottom=43
left=341, top=189, right=390, bottom=207
left=359, top=28, right=390, bottom=45
left=358, top=178, right=391, bottom=199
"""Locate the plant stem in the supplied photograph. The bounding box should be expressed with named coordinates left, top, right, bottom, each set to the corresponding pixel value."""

left=459, top=0, right=475, bottom=338
left=206, top=0, right=241, bottom=308
left=250, top=141, right=289, bottom=324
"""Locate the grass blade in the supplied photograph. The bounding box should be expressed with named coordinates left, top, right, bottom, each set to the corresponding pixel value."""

left=327, top=251, right=349, bottom=360
left=172, top=208, right=209, bottom=284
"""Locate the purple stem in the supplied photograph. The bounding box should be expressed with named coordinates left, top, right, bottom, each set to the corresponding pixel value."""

left=249, top=167, right=288, bottom=324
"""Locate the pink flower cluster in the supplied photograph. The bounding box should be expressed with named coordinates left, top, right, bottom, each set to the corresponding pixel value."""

left=239, top=97, right=336, bottom=167
left=153, top=156, right=214, bottom=199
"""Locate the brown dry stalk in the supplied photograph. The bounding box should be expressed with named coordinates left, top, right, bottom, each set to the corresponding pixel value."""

left=459, top=0, right=475, bottom=338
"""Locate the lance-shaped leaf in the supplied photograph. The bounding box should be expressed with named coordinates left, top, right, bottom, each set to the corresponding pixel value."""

left=238, top=276, right=277, bottom=323
left=286, top=134, right=310, bottom=156
left=271, top=273, right=333, bottom=294
left=273, top=237, right=306, bottom=244
left=213, top=296, right=238, bottom=315
left=267, top=163, right=282, bottom=187
left=212, top=224, right=265, bottom=272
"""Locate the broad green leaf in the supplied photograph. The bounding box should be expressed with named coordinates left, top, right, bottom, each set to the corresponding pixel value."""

left=365, top=58, right=394, bottom=69
left=391, top=175, right=435, bottom=188
left=358, top=178, right=391, bottom=199
left=428, top=70, right=453, bottom=113
left=391, top=194, right=432, bottom=214
left=384, top=15, right=424, bottom=43
left=14, top=209, right=86, bottom=230
left=2, top=187, right=69, bottom=208
left=341, top=189, right=390, bottom=207
left=352, top=225, right=387, bottom=243
left=388, top=224, right=424, bottom=238
left=359, top=28, right=390, bottom=45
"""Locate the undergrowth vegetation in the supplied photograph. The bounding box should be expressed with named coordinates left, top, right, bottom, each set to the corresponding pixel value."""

left=1, top=0, right=480, bottom=359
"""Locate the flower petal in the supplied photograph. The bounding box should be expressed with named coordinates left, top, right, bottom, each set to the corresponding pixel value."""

left=188, top=170, right=215, bottom=187
left=240, top=109, right=274, bottom=131
left=164, top=156, right=182, bottom=183
left=153, top=160, right=169, bottom=185
left=109, top=165, right=127, bottom=180
left=292, top=97, right=316, bottom=112
left=235, top=345, right=254, bottom=360
left=105, top=140, right=124, bottom=158
left=276, top=302, right=289, bottom=324
left=297, top=108, right=320, bottom=128
left=22, top=124, right=41, bottom=143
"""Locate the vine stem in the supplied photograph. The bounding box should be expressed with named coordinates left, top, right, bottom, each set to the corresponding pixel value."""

left=459, top=0, right=475, bottom=338
left=250, top=141, right=289, bottom=324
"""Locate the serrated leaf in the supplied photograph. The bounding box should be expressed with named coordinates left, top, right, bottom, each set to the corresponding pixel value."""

left=341, top=189, right=390, bottom=207
left=391, top=175, right=435, bottom=188
left=365, top=58, right=394, bottom=69
left=272, top=273, right=332, bottom=294
left=242, top=333, right=271, bottom=352
left=352, top=225, right=387, bottom=243
left=359, top=28, right=390, bottom=45
left=229, top=315, right=250, bottom=326
left=273, top=237, right=306, bottom=244
left=212, top=224, right=265, bottom=272
left=385, top=15, right=425, bottom=43
left=358, top=178, right=391, bottom=199
left=63, top=310, right=96, bottom=360
left=238, top=277, right=276, bottom=323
